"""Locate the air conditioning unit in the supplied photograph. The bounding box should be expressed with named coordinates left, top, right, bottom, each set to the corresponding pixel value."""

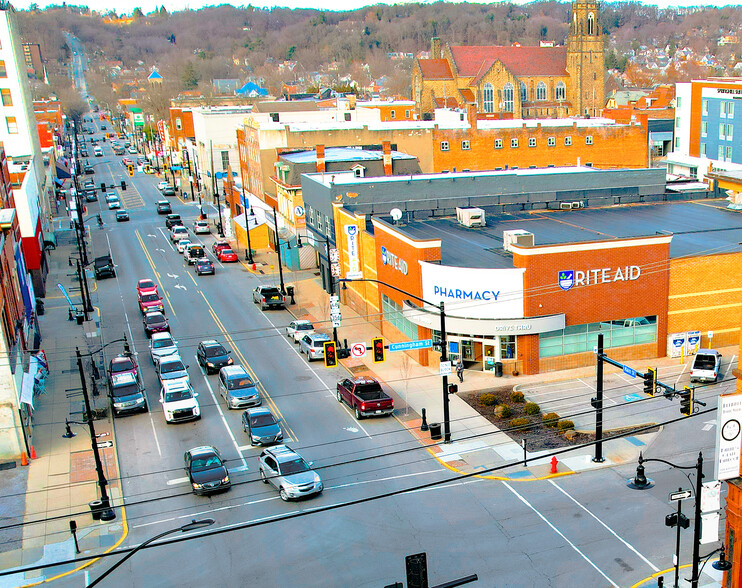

left=456, top=207, right=486, bottom=228
left=560, top=202, right=573, bottom=210
left=503, top=229, right=535, bottom=252
left=572, top=201, right=584, bottom=209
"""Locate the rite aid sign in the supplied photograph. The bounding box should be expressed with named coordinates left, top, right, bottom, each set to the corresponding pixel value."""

left=381, top=246, right=407, bottom=275
left=558, top=266, right=641, bottom=291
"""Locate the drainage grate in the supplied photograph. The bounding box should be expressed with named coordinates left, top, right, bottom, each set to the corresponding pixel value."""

left=348, top=364, right=368, bottom=374
left=0, top=461, right=17, bottom=471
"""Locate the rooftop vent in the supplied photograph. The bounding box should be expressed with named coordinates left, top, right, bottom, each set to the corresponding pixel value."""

left=503, top=229, right=534, bottom=252
left=456, top=207, right=485, bottom=228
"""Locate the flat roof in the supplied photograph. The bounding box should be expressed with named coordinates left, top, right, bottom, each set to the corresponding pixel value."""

left=396, top=200, right=742, bottom=269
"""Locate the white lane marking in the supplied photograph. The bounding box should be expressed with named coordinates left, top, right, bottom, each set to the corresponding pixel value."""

left=158, top=227, right=176, bottom=251
left=200, top=364, right=248, bottom=470
left=237, top=445, right=253, bottom=452
left=167, top=476, right=189, bottom=486
left=675, top=361, right=690, bottom=387
left=502, top=481, right=619, bottom=588
left=326, top=468, right=443, bottom=491
left=549, top=479, right=660, bottom=572
left=725, top=355, right=737, bottom=379
left=148, top=414, right=162, bottom=457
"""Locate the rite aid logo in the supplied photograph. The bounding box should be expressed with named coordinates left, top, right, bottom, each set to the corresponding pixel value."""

left=559, top=266, right=641, bottom=291
left=381, top=246, right=408, bottom=275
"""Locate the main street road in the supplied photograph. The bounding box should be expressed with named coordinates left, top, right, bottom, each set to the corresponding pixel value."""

left=48, top=119, right=721, bottom=587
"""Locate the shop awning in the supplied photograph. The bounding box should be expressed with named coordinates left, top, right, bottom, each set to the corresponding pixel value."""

left=649, top=131, right=673, bottom=142
left=55, top=161, right=71, bottom=179
left=42, top=230, right=56, bottom=250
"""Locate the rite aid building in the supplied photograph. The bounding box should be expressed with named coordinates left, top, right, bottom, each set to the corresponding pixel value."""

left=301, top=166, right=742, bottom=375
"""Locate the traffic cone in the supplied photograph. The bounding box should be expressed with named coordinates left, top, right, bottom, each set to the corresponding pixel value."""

left=20, top=452, right=28, bottom=466
left=30, top=446, right=37, bottom=460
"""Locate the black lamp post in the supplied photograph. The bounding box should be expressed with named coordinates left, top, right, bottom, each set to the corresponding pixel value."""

left=215, top=191, right=225, bottom=237
left=298, top=234, right=337, bottom=344
left=272, top=207, right=286, bottom=294
left=627, top=452, right=706, bottom=588
left=241, top=191, right=254, bottom=263
left=88, top=518, right=214, bottom=587
left=339, top=277, right=452, bottom=443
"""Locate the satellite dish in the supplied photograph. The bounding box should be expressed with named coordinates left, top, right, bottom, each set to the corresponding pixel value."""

left=390, top=208, right=403, bottom=223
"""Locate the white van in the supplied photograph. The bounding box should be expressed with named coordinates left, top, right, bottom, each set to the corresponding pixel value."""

left=93, top=146, right=103, bottom=157
left=690, top=349, right=722, bottom=383
left=184, top=243, right=205, bottom=265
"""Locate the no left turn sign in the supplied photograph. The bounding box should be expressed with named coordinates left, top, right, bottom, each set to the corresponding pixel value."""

left=350, top=343, right=367, bottom=358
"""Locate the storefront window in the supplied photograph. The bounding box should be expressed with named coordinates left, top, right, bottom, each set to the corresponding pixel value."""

left=539, top=316, right=656, bottom=358
left=500, top=336, right=515, bottom=359
left=382, top=294, right=417, bottom=340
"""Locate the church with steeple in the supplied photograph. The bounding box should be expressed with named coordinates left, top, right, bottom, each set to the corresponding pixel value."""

left=412, top=0, right=605, bottom=119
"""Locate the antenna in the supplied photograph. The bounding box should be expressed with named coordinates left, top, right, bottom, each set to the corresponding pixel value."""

left=390, top=208, right=402, bottom=224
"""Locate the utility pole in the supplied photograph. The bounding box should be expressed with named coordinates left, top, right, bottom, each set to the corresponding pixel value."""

left=75, top=259, right=92, bottom=319
left=439, top=301, right=451, bottom=443
left=272, top=208, right=286, bottom=294
left=592, top=333, right=605, bottom=462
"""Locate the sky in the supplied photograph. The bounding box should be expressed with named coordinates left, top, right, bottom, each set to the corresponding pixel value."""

left=10, top=0, right=742, bottom=14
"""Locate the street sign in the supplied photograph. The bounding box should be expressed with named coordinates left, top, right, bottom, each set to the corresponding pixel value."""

left=350, top=343, right=367, bottom=358
left=329, top=248, right=339, bottom=263
left=439, top=360, right=452, bottom=376
left=331, top=263, right=340, bottom=277
left=389, top=339, right=433, bottom=352
left=97, top=441, right=113, bottom=449
left=330, top=295, right=339, bottom=304
left=624, top=394, right=641, bottom=403
left=346, top=271, right=363, bottom=280
left=331, top=317, right=341, bottom=328
left=623, top=365, right=637, bottom=378
left=669, top=489, right=692, bottom=502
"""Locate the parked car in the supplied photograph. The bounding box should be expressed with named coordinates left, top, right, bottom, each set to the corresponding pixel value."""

left=253, top=285, right=286, bottom=310
left=94, top=255, right=116, bottom=279
left=108, top=355, right=139, bottom=385
left=165, top=214, right=183, bottom=229
left=217, top=248, right=238, bottom=263
left=128, top=146, right=137, bottom=155
left=176, top=238, right=192, bottom=254
left=162, top=186, right=176, bottom=197
left=84, top=165, right=94, bottom=175
left=109, top=372, right=148, bottom=417
left=184, top=244, right=205, bottom=265
left=106, top=194, right=121, bottom=209
left=197, top=340, right=233, bottom=374
left=170, top=226, right=188, bottom=242
left=242, top=407, right=283, bottom=446
left=258, top=445, right=322, bottom=502
left=336, top=377, right=394, bottom=419
left=138, top=292, right=164, bottom=314
left=156, top=200, right=172, bottom=214
left=286, top=320, right=314, bottom=343
left=149, top=331, right=179, bottom=365
left=143, top=311, right=169, bottom=338
left=184, top=446, right=230, bottom=495
left=212, top=241, right=230, bottom=256
left=160, top=380, right=200, bottom=423
left=300, top=333, right=332, bottom=361
left=690, top=349, right=722, bottom=383
left=218, top=365, right=259, bottom=409
left=121, top=157, right=134, bottom=167
left=83, top=190, right=98, bottom=202
left=157, top=181, right=169, bottom=192
left=83, top=179, right=95, bottom=189
left=115, top=209, right=129, bottom=222
left=193, top=220, right=210, bottom=235
left=195, top=258, right=215, bottom=276
left=137, top=278, right=158, bottom=297
left=93, top=146, right=103, bottom=157
left=157, top=354, right=190, bottom=387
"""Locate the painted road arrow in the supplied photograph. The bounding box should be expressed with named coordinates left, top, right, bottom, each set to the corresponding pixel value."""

left=174, top=284, right=187, bottom=291
left=702, top=420, right=716, bottom=431
left=167, top=273, right=179, bottom=279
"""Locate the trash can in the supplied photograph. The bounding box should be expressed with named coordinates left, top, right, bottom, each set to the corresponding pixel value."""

left=89, top=500, right=103, bottom=521
left=495, top=362, right=503, bottom=377
left=429, top=422, right=442, bottom=440
left=75, top=311, right=84, bottom=325
left=286, top=285, right=295, bottom=305
left=35, top=297, right=45, bottom=316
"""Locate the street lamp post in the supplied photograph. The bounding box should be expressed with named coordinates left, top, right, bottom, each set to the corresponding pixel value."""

left=340, top=277, right=452, bottom=443
left=627, top=452, right=705, bottom=588
left=241, top=191, right=254, bottom=263
left=272, top=207, right=286, bottom=295
left=88, top=518, right=215, bottom=587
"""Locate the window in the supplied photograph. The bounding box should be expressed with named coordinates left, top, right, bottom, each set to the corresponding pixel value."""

left=675, top=137, right=680, bottom=149
left=727, top=124, right=733, bottom=141
left=510, top=138, right=519, bottom=148
left=482, top=83, right=494, bottom=113
left=727, top=146, right=733, bottom=160
left=729, top=102, right=735, bottom=117
left=501, top=335, right=516, bottom=360
left=528, top=137, right=536, bottom=148
left=555, top=81, right=566, bottom=101
left=390, top=110, right=396, bottom=119
left=564, top=136, right=572, bottom=146
left=548, top=137, right=556, bottom=147
left=0, top=89, right=11, bottom=107
left=308, top=206, right=315, bottom=226
left=0, top=61, right=6, bottom=78
left=317, top=213, right=324, bottom=232
left=701, top=121, right=707, bottom=137
left=440, top=141, right=449, bottom=152
left=536, top=81, right=547, bottom=101
left=520, top=82, right=527, bottom=102
left=587, top=12, right=595, bottom=35
left=676, top=97, right=681, bottom=108
left=676, top=117, right=681, bottom=129
left=539, top=317, right=657, bottom=358
left=353, top=166, right=365, bottom=178
left=175, top=117, right=182, bottom=130
left=5, top=117, right=17, bottom=134
left=585, top=135, right=593, bottom=145
left=702, top=100, right=708, bottom=116
left=405, top=110, right=410, bottom=118
left=461, top=140, right=470, bottom=150
left=220, top=150, right=229, bottom=170
left=494, top=139, right=503, bottom=149
left=720, top=124, right=726, bottom=140
left=381, top=294, right=417, bottom=340
left=701, top=143, right=707, bottom=156
left=719, top=145, right=725, bottom=160
left=503, top=83, right=514, bottom=112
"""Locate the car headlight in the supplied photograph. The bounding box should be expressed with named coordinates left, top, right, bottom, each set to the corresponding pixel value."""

left=166, top=411, right=174, bottom=420
left=314, top=474, right=321, bottom=484
left=192, top=482, right=203, bottom=489
left=276, top=432, right=283, bottom=439
left=206, top=362, right=214, bottom=367
left=221, top=475, right=230, bottom=484
left=227, top=358, right=233, bottom=365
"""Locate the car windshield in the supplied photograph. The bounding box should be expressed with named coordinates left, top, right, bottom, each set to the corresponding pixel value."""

left=227, top=376, right=254, bottom=390
left=297, top=323, right=312, bottom=331
left=139, top=280, right=155, bottom=289
left=160, top=361, right=185, bottom=374
left=152, top=337, right=174, bottom=349
left=250, top=414, right=276, bottom=428
left=280, top=457, right=310, bottom=475
left=198, top=260, right=211, bottom=266
left=111, top=358, right=135, bottom=372
left=141, top=293, right=159, bottom=303
left=191, top=454, right=222, bottom=471
left=145, top=314, right=165, bottom=324
left=165, top=389, right=193, bottom=402
left=112, top=384, right=139, bottom=399
left=204, top=345, right=226, bottom=358
left=222, top=249, right=234, bottom=255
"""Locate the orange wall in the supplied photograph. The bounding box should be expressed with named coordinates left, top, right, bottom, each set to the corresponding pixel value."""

left=169, top=108, right=195, bottom=147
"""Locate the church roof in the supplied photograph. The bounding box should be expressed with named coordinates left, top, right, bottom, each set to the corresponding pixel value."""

left=449, top=46, right=568, bottom=77
left=148, top=70, right=163, bottom=80
left=418, top=59, right=453, bottom=80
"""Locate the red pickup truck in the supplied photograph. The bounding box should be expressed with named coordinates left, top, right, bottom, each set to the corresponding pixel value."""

left=336, top=377, right=394, bottom=420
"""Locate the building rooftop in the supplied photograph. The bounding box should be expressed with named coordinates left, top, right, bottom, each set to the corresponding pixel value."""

left=395, top=200, right=742, bottom=269
left=281, top=146, right=416, bottom=164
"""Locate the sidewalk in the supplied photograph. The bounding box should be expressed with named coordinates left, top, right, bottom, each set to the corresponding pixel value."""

left=0, top=224, right=126, bottom=586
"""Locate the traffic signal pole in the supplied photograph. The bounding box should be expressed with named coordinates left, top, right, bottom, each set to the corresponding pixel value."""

left=593, top=333, right=604, bottom=463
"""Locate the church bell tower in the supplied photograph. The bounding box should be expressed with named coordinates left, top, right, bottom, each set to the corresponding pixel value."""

left=567, top=0, right=605, bottom=117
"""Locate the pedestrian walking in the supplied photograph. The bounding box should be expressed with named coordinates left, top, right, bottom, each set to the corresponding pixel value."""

left=456, top=359, right=464, bottom=383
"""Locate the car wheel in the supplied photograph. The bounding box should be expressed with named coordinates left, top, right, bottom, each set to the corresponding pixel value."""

left=249, top=437, right=255, bottom=446
left=336, top=391, right=342, bottom=403
left=279, top=487, right=290, bottom=502
left=355, top=407, right=363, bottom=420
left=260, top=468, right=268, bottom=484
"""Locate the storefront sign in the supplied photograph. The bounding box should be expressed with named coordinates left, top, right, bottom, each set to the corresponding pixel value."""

left=558, top=266, right=641, bottom=291
left=715, top=393, right=742, bottom=481
left=344, top=224, right=361, bottom=278
left=381, top=246, right=407, bottom=275
left=421, top=262, right=524, bottom=319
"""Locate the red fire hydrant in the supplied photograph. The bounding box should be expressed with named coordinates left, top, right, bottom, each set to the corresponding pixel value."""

left=550, top=456, right=558, bottom=474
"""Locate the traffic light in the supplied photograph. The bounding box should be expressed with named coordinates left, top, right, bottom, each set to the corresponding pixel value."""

left=373, top=337, right=385, bottom=363
left=100, top=182, right=106, bottom=192
left=643, top=367, right=656, bottom=396
left=448, top=383, right=458, bottom=394
left=120, top=180, right=126, bottom=191
left=127, top=164, right=134, bottom=177
left=323, top=341, right=337, bottom=368
left=680, top=386, right=693, bottom=416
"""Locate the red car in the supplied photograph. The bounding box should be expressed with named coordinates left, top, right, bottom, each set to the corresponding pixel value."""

left=122, top=157, right=134, bottom=167
left=212, top=241, right=230, bottom=256
left=218, top=248, right=238, bottom=263
left=136, top=279, right=158, bottom=297
left=138, top=292, right=164, bottom=314
left=108, top=354, right=139, bottom=384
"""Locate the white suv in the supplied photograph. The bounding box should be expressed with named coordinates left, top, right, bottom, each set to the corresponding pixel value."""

left=160, top=380, right=200, bottom=423
left=149, top=332, right=178, bottom=365
left=170, top=226, right=188, bottom=242
left=259, top=445, right=323, bottom=502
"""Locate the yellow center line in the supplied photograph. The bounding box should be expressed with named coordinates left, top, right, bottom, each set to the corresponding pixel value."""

left=135, top=230, right=176, bottom=316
